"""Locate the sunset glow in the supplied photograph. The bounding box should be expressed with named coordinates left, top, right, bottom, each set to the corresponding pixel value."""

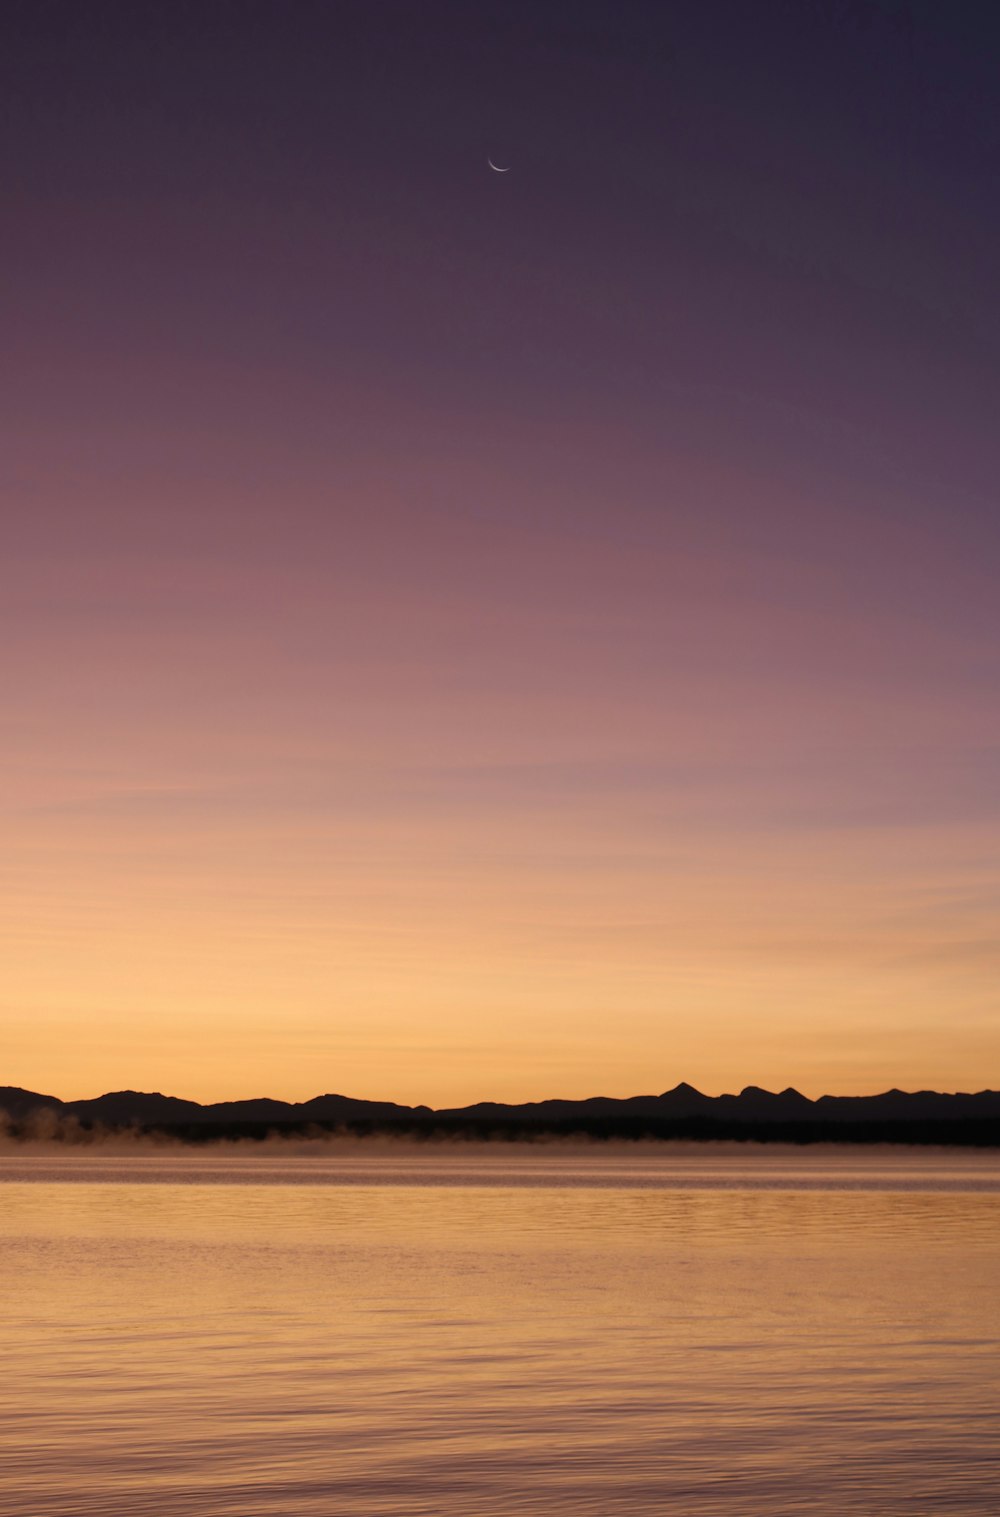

left=3, top=2, right=997, bottom=1104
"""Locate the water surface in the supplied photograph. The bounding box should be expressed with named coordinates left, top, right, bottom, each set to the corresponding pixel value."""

left=2, top=1147, right=998, bottom=1515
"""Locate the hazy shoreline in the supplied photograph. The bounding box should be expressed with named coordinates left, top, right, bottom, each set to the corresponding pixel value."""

left=5, top=1126, right=1000, bottom=1159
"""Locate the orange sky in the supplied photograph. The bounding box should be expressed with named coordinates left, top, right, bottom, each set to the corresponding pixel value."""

left=3, top=370, right=997, bottom=1104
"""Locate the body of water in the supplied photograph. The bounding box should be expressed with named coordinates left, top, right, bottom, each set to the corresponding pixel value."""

left=1, top=1146, right=998, bottom=1515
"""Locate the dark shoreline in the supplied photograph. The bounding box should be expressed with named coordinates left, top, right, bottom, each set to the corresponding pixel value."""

left=5, top=1081, right=1000, bottom=1147
left=5, top=1114, right=1000, bottom=1149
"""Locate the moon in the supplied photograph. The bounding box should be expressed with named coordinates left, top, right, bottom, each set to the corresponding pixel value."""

left=487, top=157, right=511, bottom=173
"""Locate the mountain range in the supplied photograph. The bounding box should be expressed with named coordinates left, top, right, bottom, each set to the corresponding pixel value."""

left=3, top=1081, right=1000, bottom=1142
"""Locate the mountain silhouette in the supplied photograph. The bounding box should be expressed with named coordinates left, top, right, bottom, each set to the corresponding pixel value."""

left=2, top=1081, right=1000, bottom=1144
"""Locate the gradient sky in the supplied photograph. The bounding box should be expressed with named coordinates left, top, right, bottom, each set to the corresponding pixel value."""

left=3, top=0, right=998, bottom=1104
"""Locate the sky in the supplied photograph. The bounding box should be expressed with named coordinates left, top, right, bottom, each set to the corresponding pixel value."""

left=2, top=0, right=998, bottom=1104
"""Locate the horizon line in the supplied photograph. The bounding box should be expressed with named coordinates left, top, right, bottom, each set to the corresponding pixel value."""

left=4, top=1079, right=999, bottom=1110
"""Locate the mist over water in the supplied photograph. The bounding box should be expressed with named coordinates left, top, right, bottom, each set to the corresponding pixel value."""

left=2, top=1150, right=998, bottom=1515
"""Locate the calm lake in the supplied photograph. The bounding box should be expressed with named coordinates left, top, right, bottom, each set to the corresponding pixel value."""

left=1, top=1146, right=998, bottom=1515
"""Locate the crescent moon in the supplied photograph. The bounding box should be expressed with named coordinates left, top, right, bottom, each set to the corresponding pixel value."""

left=488, top=157, right=511, bottom=173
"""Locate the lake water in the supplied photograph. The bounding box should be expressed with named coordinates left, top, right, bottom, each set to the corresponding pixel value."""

left=1, top=1146, right=998, bottom=1515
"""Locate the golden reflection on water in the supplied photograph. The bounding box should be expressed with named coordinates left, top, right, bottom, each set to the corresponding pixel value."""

left=2, top=1149, right=999, bottom=1516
